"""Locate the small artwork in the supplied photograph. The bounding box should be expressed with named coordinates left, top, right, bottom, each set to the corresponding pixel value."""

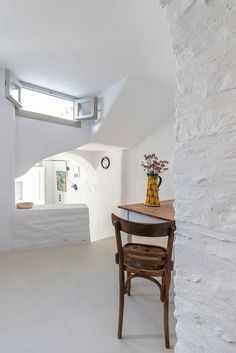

left=56, top=171, right=67, bottom=192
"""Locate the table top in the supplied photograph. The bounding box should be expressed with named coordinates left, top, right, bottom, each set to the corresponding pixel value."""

left=118, top=199, right=175, bottom=222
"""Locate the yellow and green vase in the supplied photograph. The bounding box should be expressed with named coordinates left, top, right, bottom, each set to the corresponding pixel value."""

left=145, top=174, right=162, bottom=207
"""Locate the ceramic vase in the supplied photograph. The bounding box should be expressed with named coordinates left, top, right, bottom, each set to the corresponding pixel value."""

left=145, top=174, right=162, bottom=207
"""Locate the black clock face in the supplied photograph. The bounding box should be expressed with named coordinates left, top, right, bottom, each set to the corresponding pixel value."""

left=101, top=157, right=110, bottom=169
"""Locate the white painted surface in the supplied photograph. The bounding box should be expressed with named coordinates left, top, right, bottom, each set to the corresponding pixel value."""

left=0, top=0, right=177, bottom=254
left=43, top=160, right=68, bottom=205
left=15, top=115, right=92, bottom=178
left=123, top=206, right=173, bottom=251
left=122, top=209, right=168, bottom=245
left=31, top=204, right=87, bottom=210
left=46, top=152, right=98, bottom=241
left=127, top=211, right=168, bottom=224
left=68, top=149, right=124, bottom=241
left=15, top=166, right=45, bottom=204
left=93, top=76, right=175, bottom=148
left=0, top=68, right=94, bottom=251
left=36, top=149, right=123, bottom=242
left=15, top=74, right=175, bottom=180
left=13, top=204, right=90, bottom=249
left=0, top=69, right=15, bottom=250
left=0, top=238, right=176, bottom=353
left=95, top=149, right=123, bottom=240
left=124, top=116, right=175, bottom=204
left=161, top=1, right=236, bottom=352
left=78, top=143, right=124, bottom=151
left=0, top=0, right=175, bottom=96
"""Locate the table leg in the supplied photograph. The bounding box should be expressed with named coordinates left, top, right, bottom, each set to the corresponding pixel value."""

left=126, top=210, right=132, bottom=243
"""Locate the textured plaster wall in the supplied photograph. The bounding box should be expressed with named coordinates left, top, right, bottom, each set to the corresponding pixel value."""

left=160, top=1, right=236, bottom=352
left=13, top=205, right=90, bottom=249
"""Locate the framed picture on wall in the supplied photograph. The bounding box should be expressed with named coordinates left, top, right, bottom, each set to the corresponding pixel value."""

left=56, top=171, right=67, bottom=192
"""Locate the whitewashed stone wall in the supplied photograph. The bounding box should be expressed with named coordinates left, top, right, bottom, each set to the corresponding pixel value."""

left=160, top=1, right=236, bottom=352
left=13, top=204, right=90, bottom=249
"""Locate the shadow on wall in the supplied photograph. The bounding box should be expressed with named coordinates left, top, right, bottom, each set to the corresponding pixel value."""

left=92, top=75, right=175, bottom=148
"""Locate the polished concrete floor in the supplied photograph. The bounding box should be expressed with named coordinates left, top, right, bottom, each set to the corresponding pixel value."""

left=0, top=237, right=176, bottom=353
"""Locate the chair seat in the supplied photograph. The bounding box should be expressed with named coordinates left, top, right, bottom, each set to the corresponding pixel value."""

left=123, top=243, right=167, bottom=276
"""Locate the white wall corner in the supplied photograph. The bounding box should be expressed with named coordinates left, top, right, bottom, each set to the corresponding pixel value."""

left=161, top=1, right=236, bottom=352
left=0, top=68, right=16, bottom=250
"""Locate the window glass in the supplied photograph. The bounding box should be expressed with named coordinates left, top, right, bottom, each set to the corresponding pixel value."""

left=21, top=88, right=74, bottom=120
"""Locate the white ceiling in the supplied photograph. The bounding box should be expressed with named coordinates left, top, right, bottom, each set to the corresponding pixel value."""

left=0, top=0, right=175, bottom=96
left=77, top=143, right=124, bottom=151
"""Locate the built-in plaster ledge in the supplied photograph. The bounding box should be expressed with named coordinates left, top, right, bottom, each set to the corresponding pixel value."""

left=13, top=203, right=90, bottom=249
left=16, top=204, right=88, bottom=210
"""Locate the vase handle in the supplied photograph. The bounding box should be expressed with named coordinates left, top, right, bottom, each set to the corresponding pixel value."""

left=158, top=175, right=162, bottom=188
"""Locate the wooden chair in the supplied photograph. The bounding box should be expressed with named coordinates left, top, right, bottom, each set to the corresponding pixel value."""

left=111, top=213, right=175, bottom=349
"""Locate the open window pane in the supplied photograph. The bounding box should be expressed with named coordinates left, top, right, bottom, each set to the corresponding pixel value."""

left=5, top=69, right=22, bottom=108
left=74, top=97, right=97, bottom=120
left=10, top=81, right=21, bottom=102
left=21, top=88, right=74, bottom=120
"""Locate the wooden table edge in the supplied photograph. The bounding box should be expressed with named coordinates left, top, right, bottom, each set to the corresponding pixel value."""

left=118, top=199, right=175, bottom=222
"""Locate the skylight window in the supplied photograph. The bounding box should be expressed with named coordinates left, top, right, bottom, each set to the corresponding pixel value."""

left=5, top=69, right=98, bottom=126
left=21, top=87, right=74, bottom=120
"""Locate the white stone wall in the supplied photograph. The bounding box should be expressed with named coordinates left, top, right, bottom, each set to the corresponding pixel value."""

left=160, top=1, right=236, bottom=352
left=13, top=204, right=90, bottom=249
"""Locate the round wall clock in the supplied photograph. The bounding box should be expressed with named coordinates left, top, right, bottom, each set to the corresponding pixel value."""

left=101, top=157, right=110, bottom=169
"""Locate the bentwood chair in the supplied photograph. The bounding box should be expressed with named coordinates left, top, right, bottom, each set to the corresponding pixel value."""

left=111, top=214, right=175, bottom=349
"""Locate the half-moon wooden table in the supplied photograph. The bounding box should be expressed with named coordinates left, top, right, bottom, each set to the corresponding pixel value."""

left=118, top=199, right=175, bottom=243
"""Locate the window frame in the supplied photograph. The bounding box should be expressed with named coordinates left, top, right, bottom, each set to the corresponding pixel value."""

left=17, top=81, right=81, bottom=127
left=74, top=97, right=98, bottom=121
left=5, top=69, right=23, bottom=108
left=5, top=70, right=98, bottom=127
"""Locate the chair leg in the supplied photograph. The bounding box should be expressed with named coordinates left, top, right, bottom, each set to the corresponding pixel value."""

left=118, top=270, right=125, bottom=339
left=127, top=271, right=131, bottom=296
left=163, top=292, right=170, bottom=349
left=160, top=275, right=165, bottom=302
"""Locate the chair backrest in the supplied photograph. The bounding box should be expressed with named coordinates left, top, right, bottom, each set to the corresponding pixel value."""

left=111, top=213, right=175, bottom=237
left=111, top=213, right=175, bottom=268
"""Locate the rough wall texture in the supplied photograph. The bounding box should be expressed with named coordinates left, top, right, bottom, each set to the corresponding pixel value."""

left=13, top=205, right=90, bottom=249
left=160, top=1, right=236, bottom=352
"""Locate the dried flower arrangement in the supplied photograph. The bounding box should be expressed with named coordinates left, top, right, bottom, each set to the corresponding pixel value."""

left=141, top=153, right=169, bottom=176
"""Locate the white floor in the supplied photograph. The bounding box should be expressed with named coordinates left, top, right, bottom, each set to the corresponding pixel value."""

left=0, top=237, right=176, bottom=353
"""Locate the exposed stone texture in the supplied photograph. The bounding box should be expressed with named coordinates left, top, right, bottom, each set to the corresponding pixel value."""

left=160, top=0, right=236, bottom=352
left=13, top=204, right=90, bottom=249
